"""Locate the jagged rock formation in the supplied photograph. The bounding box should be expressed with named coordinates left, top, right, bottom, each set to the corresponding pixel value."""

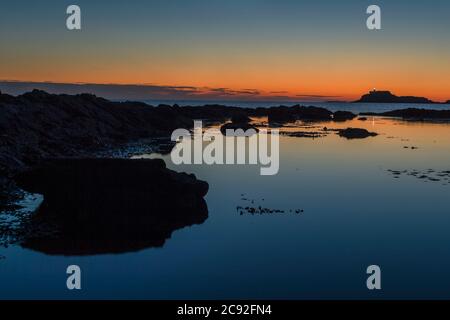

left=0, top=90, right=193, bottom=176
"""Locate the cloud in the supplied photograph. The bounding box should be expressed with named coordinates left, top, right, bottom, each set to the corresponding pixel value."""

left=0, top=81, right=267, bottom=100
left=0, top=80, right=340, bottom=102
left=269, top=91, right=288, bottom=94
left=295, top=94, right=343, bottom=99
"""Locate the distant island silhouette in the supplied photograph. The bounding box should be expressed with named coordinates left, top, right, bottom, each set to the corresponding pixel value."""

left=356, top=90, right=436, bottom=104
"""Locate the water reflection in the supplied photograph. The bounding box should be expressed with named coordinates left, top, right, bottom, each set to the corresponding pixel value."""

left=2, top=117, right=450, bottom=299
left=15, top=159, right=209, bottom=256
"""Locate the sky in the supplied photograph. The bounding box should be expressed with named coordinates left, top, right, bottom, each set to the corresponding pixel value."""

left=0, top=0, right=449, bottom=102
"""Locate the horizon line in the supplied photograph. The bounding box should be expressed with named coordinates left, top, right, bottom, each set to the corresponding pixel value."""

left=0, top=80, right=448, bottom=103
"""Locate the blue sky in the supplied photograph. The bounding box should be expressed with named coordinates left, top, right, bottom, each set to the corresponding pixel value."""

left=0, top=0, right=449, bottom=101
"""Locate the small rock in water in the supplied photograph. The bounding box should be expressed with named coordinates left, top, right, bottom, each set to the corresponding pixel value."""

left=337, top=128, right=378, bottom=139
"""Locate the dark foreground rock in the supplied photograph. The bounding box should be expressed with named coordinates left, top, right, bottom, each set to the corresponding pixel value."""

left=266, top=106, right=357, bottom=124
left=337, top=128, right=378, bottom=139
left=14, top=158, right=209, bottom=255
left=0, top=90, right=192, bottom=176
left=361, top=108, right=450, bottom=120
left=333, top=111, right=357, bottom=121
left=231, top=112, right=251, bottom=124
left=220, top=123, right=259, bottom=136
left=220, top=111, right=259, bottom=136
left=268, top=105, right=333, bottom=123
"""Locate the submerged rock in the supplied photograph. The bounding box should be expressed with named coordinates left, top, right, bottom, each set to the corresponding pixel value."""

left=14, top=158, right=209, bottom=255
left=280, top=131, right=326, bottom=138
left=337, top=128, right=378, bottom=139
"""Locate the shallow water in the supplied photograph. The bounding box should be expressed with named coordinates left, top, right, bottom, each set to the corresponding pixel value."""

left=1, top=117, right=450, bottom=299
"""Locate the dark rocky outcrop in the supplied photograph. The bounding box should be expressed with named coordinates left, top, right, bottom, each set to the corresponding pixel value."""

left=231, top=112, right=251, bottom=124
left=14, top=158, right=209, bottom=255
left=220, top=111, right=258, bottom=136
left=177, top=105, right=254, bottom=122
left=361, top=108, right=450, bottom=120
left=220, top=123, right=259, bottom=136
left=267, top=106, right=357, bottom=124
left=0, top=90, right=193, bottom=176
left=268, top=105, right=333, bottom=123
left=333, top=111, right=357, bottom=121
left=356, top=90, right=435, bottom=104
left=337, top=128, right=378, bottom=139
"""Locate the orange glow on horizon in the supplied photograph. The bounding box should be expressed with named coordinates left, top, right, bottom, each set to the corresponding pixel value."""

left=2, top=47, right=449, bottom=102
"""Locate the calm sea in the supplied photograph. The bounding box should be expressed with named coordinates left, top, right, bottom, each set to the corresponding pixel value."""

left=1, top=116, right=450, bottom=299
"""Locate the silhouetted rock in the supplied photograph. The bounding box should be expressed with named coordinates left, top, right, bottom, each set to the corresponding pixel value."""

left=356, top=90, right=435, bottom=104
left=178, top=105, right=254, bottom=121
left=220, top=111, right=258, bottom=135
left=231, top=112, right=251, bottom=124
left=0, top=90, right=193, bottom=176
left=220, top=123, right=259, bottom=136
left=15, top=158, right=209, bottom=255
left=333, top=111, right=357, bottom=121
left=268, top=105, right=332, bottom=123
left=361, top=108, right=450, bottom=120
left=280, top=131, right=326, bottom=138
left=337, top=128, right=378, bottom=139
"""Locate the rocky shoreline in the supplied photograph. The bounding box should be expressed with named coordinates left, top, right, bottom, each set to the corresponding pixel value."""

left=1, top=89, right=450, bottom=254
left=2, top=89, right=450, bottom=182
left=0, top=89, right=360, bottom=180
left=0, top=89, right=194, bottom=177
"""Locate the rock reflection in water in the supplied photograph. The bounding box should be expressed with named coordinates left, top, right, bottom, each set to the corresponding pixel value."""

left=15, top=158, right=209, bottom=255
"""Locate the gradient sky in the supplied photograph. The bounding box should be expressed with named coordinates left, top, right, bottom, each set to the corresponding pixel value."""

left=0, top=0, right=449, bottom=101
